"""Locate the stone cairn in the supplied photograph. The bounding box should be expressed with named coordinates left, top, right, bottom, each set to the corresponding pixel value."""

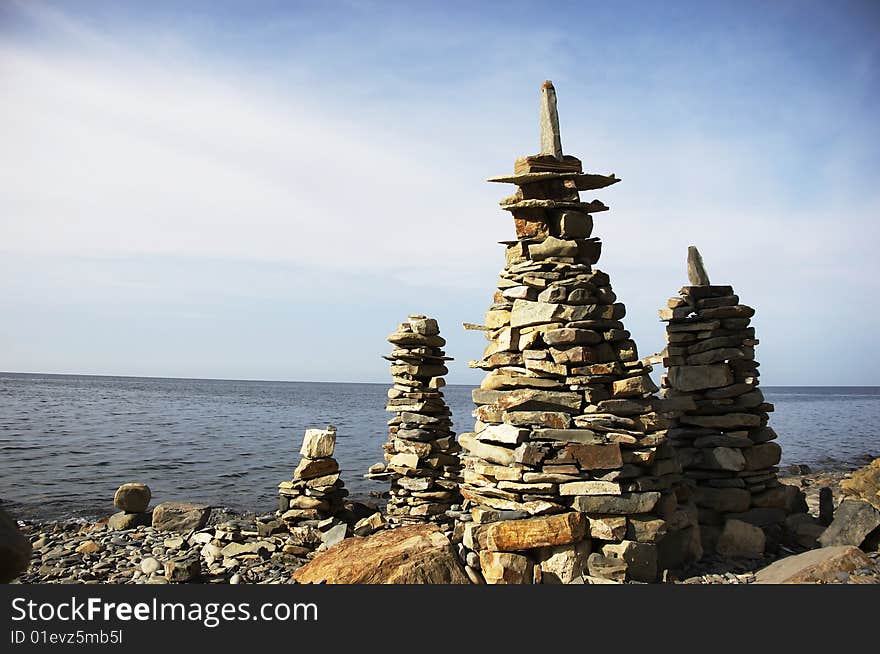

left=278, top=426, right=349, bottom=532
left=366, top=315, right=463, bottom=526
left=659, top=247, right=804, bottom=555
left=454, top=81, right=700, bottom=584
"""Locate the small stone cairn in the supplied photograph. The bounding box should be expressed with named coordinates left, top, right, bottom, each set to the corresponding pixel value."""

left=367, top=315, right=463, bottom=525
left=453, top=81, right=701, bottom=584
left=278, top=426, right=348, bottom=529
left=108, top=482, right=152, bottom=530
left=659, top=247, right=804, bottom=555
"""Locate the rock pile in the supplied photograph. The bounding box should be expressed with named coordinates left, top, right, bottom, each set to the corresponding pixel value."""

left=108, top=482, right=152, bottom=530
left=454, top=81, right=700, bottom=584
left=278, top=426, right=349, bottom=533
left=659, top=247, right=804, bottom=555
left=366, top=315, right=463, bottom=525
left=278, top=425, right=351, bottom=552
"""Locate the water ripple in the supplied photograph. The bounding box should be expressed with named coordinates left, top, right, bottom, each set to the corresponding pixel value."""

left=1, top=373, right=878, bottom=520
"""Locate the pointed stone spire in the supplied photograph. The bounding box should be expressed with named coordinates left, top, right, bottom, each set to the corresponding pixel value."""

left=539, top=80, right=563, bottom=160
left=687, top=245, right=711, bottom=286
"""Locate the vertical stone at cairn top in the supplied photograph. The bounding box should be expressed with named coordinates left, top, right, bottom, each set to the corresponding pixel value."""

left=366, top=315, right=463, bottom=526
left=455, top=82, right=701, bottom=584
left=687, top=245, right=711, bottom=286
left=659, top=248, right=805, bottom=557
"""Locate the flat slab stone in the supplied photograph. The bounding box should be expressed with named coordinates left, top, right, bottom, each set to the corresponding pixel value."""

left=500, top=199, right=609, bottom=213
left=754, top=546, right=875, bottom=584
left=488, top=171, right=620, bottom=190
left=479, top=512, right=587, bottom=551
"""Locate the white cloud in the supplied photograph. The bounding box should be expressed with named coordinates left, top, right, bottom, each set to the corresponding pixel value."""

left=1, top=3, right=878, bottom=383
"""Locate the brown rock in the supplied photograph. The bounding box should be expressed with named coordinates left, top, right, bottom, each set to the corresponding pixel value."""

left=566, top=443, right=623, bottom=470
left=75, top=540, right=103, bottom=555
left=108, top=511, right=150, bottom=531
left=292, top=524, right=469, bottom=584
left=480, top=551, right=534, bottom=584
left=294, top=457, right=340, bottom=480
left=164, top=558, right=201, bottom=583
left=611, top=375, right=658, bottom=398
left=480, top=512, right=587, bottom=551
left=113, top=483, right=152, bottom=513
left=151, top=502, right=211, bottom=532
left=840, top=457, right=880, bottom=511
left=754, top=546, right=875, bottom=584
left=536, top=541, right=592, bottom=584
left=300, top=428, right=337, bottom=459
left=586, top=514, right=628, bottom=540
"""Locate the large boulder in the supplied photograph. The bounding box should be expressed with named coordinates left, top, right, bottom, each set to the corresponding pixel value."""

left=0, top=509, right=32, bottom=583
left=840, top=457, right=880, bottom=511
left=151, top=502, right=211, bottom=532
left=755, top=546, right=875, bottom=584
left=113, top=483, right=152, bottom=513
left=818, top=500, right=880, bottom=548
left=292, top=524, right=469, bottom=584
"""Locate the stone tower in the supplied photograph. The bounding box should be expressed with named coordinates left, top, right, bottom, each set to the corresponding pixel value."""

left=659, top=248, right=805, bottom=555
left=455, top=82, right=700, bottom=584
left=367, top=315, right=463, bottom=526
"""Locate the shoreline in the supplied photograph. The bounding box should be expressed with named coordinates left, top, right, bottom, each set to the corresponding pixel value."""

left=6, top=459, right=872, bottom=527
left=10, top=466, right=879, bottom=585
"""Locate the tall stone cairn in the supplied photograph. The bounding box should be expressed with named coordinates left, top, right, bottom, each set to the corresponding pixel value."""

left=659, top=248, right=805, bottom=555
left=367, top=315, right=463, bottom=526
left=454, top=81, right=701, bottom=584
left=278, top=426, right=349, bottom=528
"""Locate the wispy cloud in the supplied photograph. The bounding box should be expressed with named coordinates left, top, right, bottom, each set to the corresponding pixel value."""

left=1, top=1, right=878, bottom=383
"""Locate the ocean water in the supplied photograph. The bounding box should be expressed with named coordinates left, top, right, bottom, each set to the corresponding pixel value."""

left=1, top=373, right=878, bottom=521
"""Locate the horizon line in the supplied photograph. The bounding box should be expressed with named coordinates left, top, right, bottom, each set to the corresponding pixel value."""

left=1, top=370, right=878, bottom=388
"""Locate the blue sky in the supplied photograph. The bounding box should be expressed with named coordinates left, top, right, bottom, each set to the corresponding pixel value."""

left=1, top=0, right=878, bottom=384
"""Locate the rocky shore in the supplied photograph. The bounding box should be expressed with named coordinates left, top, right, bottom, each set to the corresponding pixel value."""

left=7, top=464, right=877, bottom=585
left=2, top=82, right=877, bottom=587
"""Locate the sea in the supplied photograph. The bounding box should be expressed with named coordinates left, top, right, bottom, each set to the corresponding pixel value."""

left=1, top=373, right=878, bottom=521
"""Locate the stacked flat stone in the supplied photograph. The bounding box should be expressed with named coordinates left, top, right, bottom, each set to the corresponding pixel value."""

left=278, top=426, right=348, bottom=528
left=454, top=81, right=701, bottom=584
left=367, top=315, right=463, bottom=525
left=659, top=247, right=803, bottom=554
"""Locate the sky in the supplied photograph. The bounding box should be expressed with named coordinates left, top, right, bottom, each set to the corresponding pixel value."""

left=0, top=0, right=878, bottom=385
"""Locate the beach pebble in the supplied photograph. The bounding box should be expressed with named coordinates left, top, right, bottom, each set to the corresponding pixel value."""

left=140, top=557, right=161, bottom=575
